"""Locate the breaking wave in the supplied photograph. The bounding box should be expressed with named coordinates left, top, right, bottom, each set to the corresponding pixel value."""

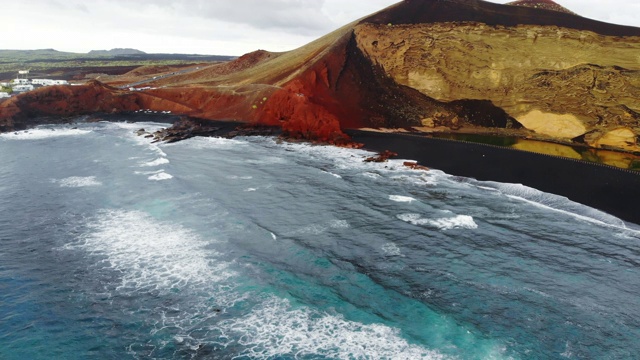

left=398, top=213, right=478, bottom=230
left=484, top=182, right=640, bottom=235
left=390, top=195, right=417, bottom=203
left=140, top=157, right=170, bottom=167
left=53, top=176, right=102, bottom=188
left=148, top=172, right=173, bottom=181
left=0, top=127, right=91, bottom=140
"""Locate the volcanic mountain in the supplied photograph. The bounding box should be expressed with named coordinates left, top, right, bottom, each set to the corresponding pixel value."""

left=2, top=0, right=640, bottom=151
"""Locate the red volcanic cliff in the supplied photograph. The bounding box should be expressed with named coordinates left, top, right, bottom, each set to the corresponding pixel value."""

left=0, top=81, right=137, bottom=131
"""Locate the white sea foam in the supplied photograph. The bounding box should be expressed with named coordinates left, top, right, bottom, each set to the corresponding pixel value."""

left=322, top=170, right=342, bottom=179
left=398, top=214, right=426, bottom=225
left=246, top=137, right=444, bottom=189
left=382, top=242, right=403, bottom=257
left=391, top=173, right=439, bottom=187
left=289, top=220, right=350, bottom=236
left=246, top=156, right=287, bottom=165
left=330, top=219, right=350, bottom=229
left=475, top=185, right=501, bottom=192
left=289, top=140, right=442, bottom=185
left=173, top=136, right=248, bottom=150
left=54, top=176, right=102, bottom=188
left=390, top=195, right=417, bottom=203
left=398, top=213, right=478, bottom=230
left=112, top=122, right=163, bottom=131
left=70, top=210, right=448, bottom=359
left=148, top=172, right=173, bottom=181
left=222, top=297, right=447, bottom=360
left=1, top=128, right=91, bottom=140
left=135, top=169, right=165, bottom=175
left=140, top=157, right=170, bottom=167
left=69, top=209, right=232, bottom=293
left=290, top=224, right=327, bottom=236
left=228, top=175, right=254, bottom=180
left=245, top=188, right=258, bottom=192
left=362, top=172, right=382, bottom=180
left=561, top=341, right=574, bottom=358
left=273, top=138, right=374, bottom=169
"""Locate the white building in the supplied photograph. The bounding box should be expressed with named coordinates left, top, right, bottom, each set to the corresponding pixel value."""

left=0, top=92, right=10, bottom=98
left=12, top=84, right=34, bottom=93
left=13, top=78, right=30, bottom=85
left=32, top=79, right=69, bottom=86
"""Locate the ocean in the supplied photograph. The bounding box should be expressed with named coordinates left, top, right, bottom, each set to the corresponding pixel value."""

left=1, top=119, right=639, bottom=359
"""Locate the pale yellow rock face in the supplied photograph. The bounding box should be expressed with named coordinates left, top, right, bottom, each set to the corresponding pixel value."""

left=592, top=128, right=639, bottom=152
left=517, top=110, right=587, bottom=138
left=354, top=22, right=640, bottom=147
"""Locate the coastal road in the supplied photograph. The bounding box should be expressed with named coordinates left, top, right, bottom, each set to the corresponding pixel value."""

left=118, top=65, right=204, bottom=90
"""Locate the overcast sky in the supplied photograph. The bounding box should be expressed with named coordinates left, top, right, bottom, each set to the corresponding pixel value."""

left=2, top=0, right=638, bottom=56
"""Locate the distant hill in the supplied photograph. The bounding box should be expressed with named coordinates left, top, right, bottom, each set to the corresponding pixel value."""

left=0, top=48, right=234, bottom=62
left=88, top=48, right=147, bottom=56
left=0, top=49, right=78, bottom=62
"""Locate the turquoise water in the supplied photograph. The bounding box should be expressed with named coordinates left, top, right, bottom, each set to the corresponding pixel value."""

left=1, top=120, right=639, bottom=359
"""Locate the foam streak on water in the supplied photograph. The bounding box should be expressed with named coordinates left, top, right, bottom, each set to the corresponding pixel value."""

left=53, top=176, right=102, bottom=188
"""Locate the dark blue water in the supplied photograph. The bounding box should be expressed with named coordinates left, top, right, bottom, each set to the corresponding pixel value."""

left=1, top=120, right=639, bottom=359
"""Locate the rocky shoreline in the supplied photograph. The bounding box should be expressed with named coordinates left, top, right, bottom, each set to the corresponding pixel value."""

left=2, top=114, right=638, bottom=224
left=134, top=116, right=640, bottom=225
left=126, top=116, right=365, bottom=148
left=133, top=117, right=280, bottom=144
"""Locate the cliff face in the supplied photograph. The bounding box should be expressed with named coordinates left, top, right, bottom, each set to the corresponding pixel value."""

left=0, top=81, right=138, bottom=131
left=2, top=0, right=639, bottom=151
left=354, top=22, right=640, bottom=149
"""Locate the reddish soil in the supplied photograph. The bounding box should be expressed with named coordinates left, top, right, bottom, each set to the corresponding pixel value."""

left=256, top=33, right=457, bottom=142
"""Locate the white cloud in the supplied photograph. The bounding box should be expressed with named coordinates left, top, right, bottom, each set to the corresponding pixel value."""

left=0, top=0, right=637, bottom=55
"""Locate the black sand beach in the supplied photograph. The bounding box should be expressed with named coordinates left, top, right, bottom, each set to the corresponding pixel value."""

left=348, top=130, right=640, bottom=225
